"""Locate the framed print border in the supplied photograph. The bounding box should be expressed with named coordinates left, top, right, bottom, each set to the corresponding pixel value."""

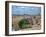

left=5, top=1, right=45, bottom=36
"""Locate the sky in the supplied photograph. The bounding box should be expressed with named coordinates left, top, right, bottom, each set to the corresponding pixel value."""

left=12, top=5, right=41, bottom=16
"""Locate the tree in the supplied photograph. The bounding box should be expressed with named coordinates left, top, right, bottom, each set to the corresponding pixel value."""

left=18, top=19, right=30, bottom=29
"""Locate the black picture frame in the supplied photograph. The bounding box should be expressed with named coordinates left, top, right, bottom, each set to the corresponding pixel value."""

left=5, top=1, right=45, bottom=36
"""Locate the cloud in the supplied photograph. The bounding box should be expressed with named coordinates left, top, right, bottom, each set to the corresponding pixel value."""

left=20, top=6, right=25, bottom=8
left=31, top=8, right=34, bottom=9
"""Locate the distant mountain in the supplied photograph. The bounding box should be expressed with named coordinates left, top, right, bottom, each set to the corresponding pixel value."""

left=12, top=14, right=41, bottom=16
